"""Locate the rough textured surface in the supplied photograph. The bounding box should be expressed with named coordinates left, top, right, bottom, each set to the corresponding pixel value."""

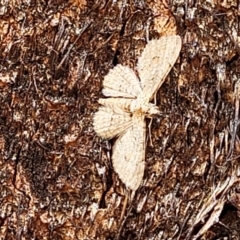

left=1, top=0, right=240, bottom=239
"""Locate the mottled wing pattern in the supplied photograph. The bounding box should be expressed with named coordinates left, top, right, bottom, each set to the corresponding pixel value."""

left=93, top=106, right=132, bottom=139
left=137, top=35, right=182, bottom=101
left=98, top=98, right=133, bottom=113
left=112, top=114, right=146, bottom=191
left=102, top=64, right=142, bottom=98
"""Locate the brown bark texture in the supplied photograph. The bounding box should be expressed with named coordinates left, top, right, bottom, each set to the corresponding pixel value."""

left=1, top=0, right=240, bottom=239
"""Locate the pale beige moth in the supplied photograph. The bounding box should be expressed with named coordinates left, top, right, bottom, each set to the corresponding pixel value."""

left=93, top=35, right=182, bottom=191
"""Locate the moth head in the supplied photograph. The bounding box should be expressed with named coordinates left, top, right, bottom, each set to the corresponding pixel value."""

left=136, top=103, right=160, bottom=116
left=146, top=103, right=160, bottom=116
left=130, top=100, right=160, bottom=116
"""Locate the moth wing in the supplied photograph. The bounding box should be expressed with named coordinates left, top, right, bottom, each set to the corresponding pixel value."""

left=102, top=64, right=142, bottom=98
left=112, top=115, right=146, bottom=191
left=138, top=35, right=182, bottom=101
left=98, top=98, right=132, bottom=113
left=93, top=106, right=132, bottom=139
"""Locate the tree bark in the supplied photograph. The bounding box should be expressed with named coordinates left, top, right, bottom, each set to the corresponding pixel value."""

left=1, top=0, right=240, bottom=239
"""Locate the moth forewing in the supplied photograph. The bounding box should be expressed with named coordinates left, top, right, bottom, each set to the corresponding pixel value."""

left=93, top=106, right=133, bottom=139
left=137, top=35, right=182, bottom=101
left=112, top=114, right=146, bottom=191
left=102, top=64, right=142, bottom=98
left=98, top=98, right=133, bottom=113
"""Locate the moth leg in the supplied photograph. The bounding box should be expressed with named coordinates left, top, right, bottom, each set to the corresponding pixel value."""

left=146, top=117, right=153, bottom=147
left=147, top=93, right=157, bottom=147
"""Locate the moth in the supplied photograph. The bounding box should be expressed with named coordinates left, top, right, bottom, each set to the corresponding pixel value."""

left=93, top=35, right=182, bottom=191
